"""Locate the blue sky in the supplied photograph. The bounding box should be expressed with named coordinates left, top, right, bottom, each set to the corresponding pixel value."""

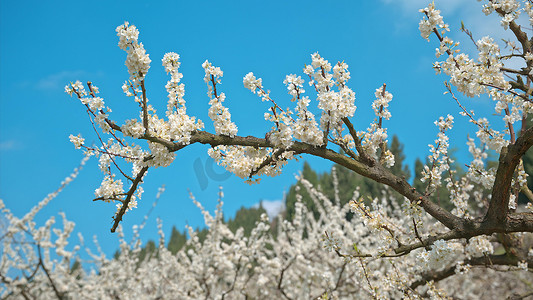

left=0, top=1, right=508, bottom=256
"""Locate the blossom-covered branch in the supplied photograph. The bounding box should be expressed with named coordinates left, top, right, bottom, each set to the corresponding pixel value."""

left=55, top=1, right=533, bottom=297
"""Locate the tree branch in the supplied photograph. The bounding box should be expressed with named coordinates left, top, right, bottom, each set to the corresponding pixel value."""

left=37, top=245, right=64, bottom=300
left=140, top=78, right=149, bottom=135
left=111, top=166, right=149, bottom=232
left=410, top=254, right=531, bottom=290
left=341, top=117, right=373, bottom=165
left=142, top=129, right=462, bottom=231
left=484, top=126, right=533, bottom=227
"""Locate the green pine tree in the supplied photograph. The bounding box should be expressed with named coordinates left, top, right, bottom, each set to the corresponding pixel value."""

left=167, top=226, right=187, bottom=255
left=227, top=204, right=267, bottom=236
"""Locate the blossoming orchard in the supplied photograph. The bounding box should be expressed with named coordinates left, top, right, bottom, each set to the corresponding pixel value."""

left=2, top=1, right=533, bottom=299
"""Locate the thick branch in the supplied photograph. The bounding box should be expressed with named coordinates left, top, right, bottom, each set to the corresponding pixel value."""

left=144, top=129, right=462, bottom=231
left=409, top=266, right=455, bottom=290
left=410, top=254, right=529, bottom=290
left=521, top=185, right=533, bottom=203
left=492, top=4, right=530, bottom=52
left=501, top=67, right=528, bottom=75
left=133, top=126, right=533, bottom=235
left=484, top=126, right=533, bottom=226
left=394, top=230, right=463, bottom=255
left=509, top=20, right=530, bottom=54
left=140, top=79, right=149, bottom=135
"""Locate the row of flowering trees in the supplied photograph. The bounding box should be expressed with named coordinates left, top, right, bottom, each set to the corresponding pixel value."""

left=2, top=0, right=533, bottom=298
left=1, top=164, right=531, bottom=299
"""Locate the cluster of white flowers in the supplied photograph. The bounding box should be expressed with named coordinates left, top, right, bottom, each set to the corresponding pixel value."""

left=446, top=176, right=474, bottom=217
left=64, top=80, right=85, bottom=96
left=355, top=85, right=396, bottom=163
left=202, top=60, right=223, bottom=96
left=206, top=91, right=238, bottom=137
left=332, top=61, right=350, bottom=86
left=436, top=37, right=507, bottom=99
left=283, top=74, right=324, bottom=145
left=94, top=111, right=112, bottom=133
left=243, top=72, right=262, bottom=94
left=465, top=235, right=494, bottom=258
left=525, top=2, right=533, bottom=25
left=474, top=117, right=509, bottom=153
left=435, top=37, right=459, bottom=58
left=348, top=198, right=401, bottom=256
left=265, top=109, right=294, bottom=149
left=493, top=92, right=523, bottom=126
left=53, top=4, right=533, bottom=297
left=116, top=22, right=151, bottom=84
left=419, top=3, right=447, bottom=40
left=293, top=96, right=324, bottom=146
left=66, top=81, right=112, bottom=132
left=322, top=232, right=341, bottom=252
left=304, top=53, right=357, bottom=131
left=372, top=86, right=392, bottom=121
left=146, top=141, right=175, bottom=168
left=477, top=36, right=507, bottom=89
left=515, top=162, right=529, bottom=187
left=94, top=174, right=124, bottom=200
left=2, top=158, right=532, bottom=299
left=465, top=137, right=496, bottom=189
left=162, top=53, right=204, bottom=144
left=421, top=115, right=454, bottom=192
left=418, top=240, right=462, bottom=271
left=208, top=146, right=294, bottom=182
left=121, top=118, right=144, bottom=138
left=359, top=123, right=387, bottom=157
left=203, top=60, right=238, bottom=137
left=163, top=52, right=185, bottom=112
left=69, top=134, right=84, bottom=149
left=482, top=0, right=521, bottom=29
left=284, top=74, right=304, bottom=101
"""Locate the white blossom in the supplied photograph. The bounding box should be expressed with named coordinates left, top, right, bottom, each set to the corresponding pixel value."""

left=69, top=134, right=84, bottom=149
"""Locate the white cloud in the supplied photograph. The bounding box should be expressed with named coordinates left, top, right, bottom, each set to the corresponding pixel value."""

left=252, top=199, right=285, bottom=221
left=381, top=0, right=472, bottom=16
left=0, top=140, right=22, bottom=151
left=36, top=70, right=88, bottom=91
